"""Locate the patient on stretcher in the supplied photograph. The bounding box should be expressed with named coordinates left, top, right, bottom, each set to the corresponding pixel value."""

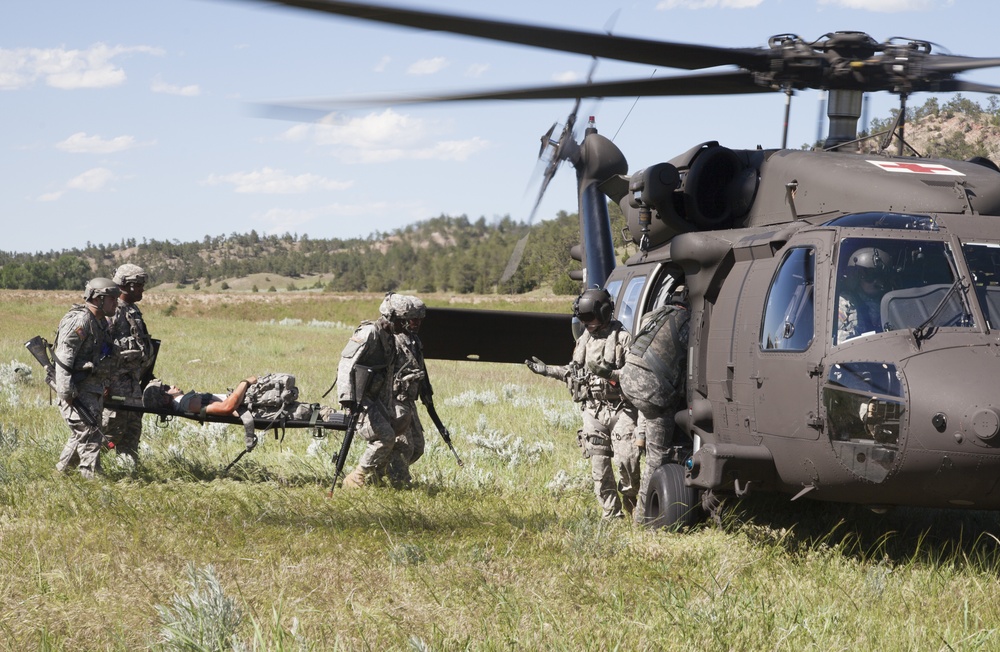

left=142, top=376, right=258, bottom=417
left=143, top=375, right=340, bottom=451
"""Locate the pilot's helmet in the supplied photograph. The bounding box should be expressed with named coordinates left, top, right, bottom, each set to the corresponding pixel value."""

left=83, top=277, right=121, bottom=302
left=847, top=247, right=890, bottom=284
left=573, top=288, right=615, bottom=324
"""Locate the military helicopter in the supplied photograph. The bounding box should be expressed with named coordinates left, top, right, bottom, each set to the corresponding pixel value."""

left=252, top=0, right=1000, bottom=528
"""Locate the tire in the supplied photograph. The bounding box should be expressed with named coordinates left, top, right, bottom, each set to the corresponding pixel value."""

left=645, top=463, right=701, bottom=530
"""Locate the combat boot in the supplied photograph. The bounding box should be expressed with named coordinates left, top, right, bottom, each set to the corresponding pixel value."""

left=622, top=494, right=637, bottom=519
left=342, top=465, right=371, bottom=489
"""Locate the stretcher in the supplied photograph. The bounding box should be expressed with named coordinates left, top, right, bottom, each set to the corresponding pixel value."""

left=105, top=396, right=350, bottom=472
left=105, top=395, right=350, bottom=431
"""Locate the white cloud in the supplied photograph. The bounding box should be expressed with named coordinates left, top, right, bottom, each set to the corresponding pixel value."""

left=465, top=63, right=489, bottom=78
left=374, top=55, right=391, bottom=73
left=817, top=0, right=937, bottom=10
left=56, top=132, right=145, bottom=154
left=67, top=167, right=116, bottom=192
left=407, top=57, right=448, bottom=75
left=202, top=167, right=354, bottom=194
left=0, top=43, right=163, bottom=90
left=39, top=167, right=118, bottom=200
left=552, top=70, right=581, bottom=84
left=151, top=75, right=200, bottom=96
left=656, top=0, right=763, bottom=8
left=279, top=109, right=490, bottom=164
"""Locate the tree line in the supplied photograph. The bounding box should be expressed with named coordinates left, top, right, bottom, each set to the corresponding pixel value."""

left=0, top=207, right=629, bottom=295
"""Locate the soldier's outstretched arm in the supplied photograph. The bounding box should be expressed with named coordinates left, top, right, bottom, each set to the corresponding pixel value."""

left=525, top=356, right=571, bottom=380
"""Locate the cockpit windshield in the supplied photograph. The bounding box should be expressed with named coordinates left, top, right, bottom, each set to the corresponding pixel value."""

left=834, top=237, right=972, bottom=345
left=962, top=241, right=1000, bottom=330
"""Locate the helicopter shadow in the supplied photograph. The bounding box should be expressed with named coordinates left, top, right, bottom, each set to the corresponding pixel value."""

left=718, top=494, right=1000, bottom=567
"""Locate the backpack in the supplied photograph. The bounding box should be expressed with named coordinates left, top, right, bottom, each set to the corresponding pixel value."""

left=244, top=373, right=299, bottom=418
left=620, top=304, right=689, bottom=415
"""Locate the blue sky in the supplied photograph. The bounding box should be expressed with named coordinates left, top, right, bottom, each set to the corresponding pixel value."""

left=3, top=0, right=999, bottom=253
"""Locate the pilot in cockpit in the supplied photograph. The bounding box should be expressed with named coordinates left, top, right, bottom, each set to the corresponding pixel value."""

left=836, top=246, right=892, bottom=344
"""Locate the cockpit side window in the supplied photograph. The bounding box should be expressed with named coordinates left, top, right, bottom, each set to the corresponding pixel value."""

left=760, top=247, right=815, bottom=351
left=646, top=270, right=680, bottom=312
left=834, top=237, right=971, bottom=345
left=605, top=279, right=623, bottom=305
left=617, top=275, right=646, bottom=334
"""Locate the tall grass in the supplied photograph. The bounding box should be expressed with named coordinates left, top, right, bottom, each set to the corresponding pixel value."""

left=3, top=290, right=1000, bottom=649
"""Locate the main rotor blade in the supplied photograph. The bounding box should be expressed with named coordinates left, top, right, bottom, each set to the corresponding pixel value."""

left=258, top=0, right=767, bottom=71
left=258, top=70, right=771, bottom=116
left=925, top=55, right=1000, bottom=74
left=934, top=79, right=1000, bottom=95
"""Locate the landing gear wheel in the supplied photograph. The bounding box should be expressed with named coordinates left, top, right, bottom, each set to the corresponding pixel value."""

left=644, top=463, right=701, bottom=530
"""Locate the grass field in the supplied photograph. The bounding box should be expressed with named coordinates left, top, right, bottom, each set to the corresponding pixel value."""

left=3, top=289, right=1000, bottom=650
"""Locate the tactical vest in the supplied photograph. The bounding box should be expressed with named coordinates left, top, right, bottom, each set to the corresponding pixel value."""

left=393, top=332, right=427, bottom=401
left=572, top=321, right=629, bottom=404
left=338, top=320, right=396, bottom=404
left=52, top=304, right=113, bottom=395
left=111, top=301, right=153, bottom=377
left=620, top=304, right=690, bottom=415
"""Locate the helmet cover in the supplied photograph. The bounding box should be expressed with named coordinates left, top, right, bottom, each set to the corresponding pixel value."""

left=113, top=263, right=148, bottom=286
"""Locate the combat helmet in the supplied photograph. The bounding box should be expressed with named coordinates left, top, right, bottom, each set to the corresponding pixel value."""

left=573, top=287, right=614, bottom=324
left=399, top=295, right=426, bottom=320
left=379, top=292, right=411, bottom=320
left=83, top=277, right=121, bottom=302
left=113, top=263, right=148, bottom=286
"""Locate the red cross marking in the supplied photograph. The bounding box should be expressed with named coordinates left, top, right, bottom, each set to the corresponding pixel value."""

left=866, top=160, right=964, bottom=176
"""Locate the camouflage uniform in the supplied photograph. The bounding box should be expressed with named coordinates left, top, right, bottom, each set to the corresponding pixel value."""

left=837, top=291, right=882, bottom=344
left=53, top=294, right=116, bottom=478
left=102, top=291, right=154, bottom=461
left=337, top=316, right=398, bottom=486
left=386, top=328, right=428, bottom=487
left=620, top=301, right=690, bottom=524
left=539, top=320, right=639, bottom=519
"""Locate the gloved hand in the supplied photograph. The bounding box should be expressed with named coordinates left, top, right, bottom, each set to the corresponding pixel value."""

left=589, top=359, right=615, bottom=380
left=340, top=400, right=357, bottom=412
left=525, top=356, right=547, bottom=375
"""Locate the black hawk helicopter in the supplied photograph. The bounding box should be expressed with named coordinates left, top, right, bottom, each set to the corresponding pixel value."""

left=251, top=0, right=1000, bottom=528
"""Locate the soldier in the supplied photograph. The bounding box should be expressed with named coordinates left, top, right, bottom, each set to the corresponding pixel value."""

left=53, top=278, right=120, bottom=479
left=336, top=293, right=406, bottom=488
left=837, top=247, right=891, bottom=344
left=620, top=286, right=691, bottom=525
left=386, top=295, right=429, bottom=488
left=102, top=264, right=155, bottom=462
left=526, top=288, right=641, bottom=519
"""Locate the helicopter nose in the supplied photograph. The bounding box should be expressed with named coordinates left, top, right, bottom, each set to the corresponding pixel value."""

left=898, top=346, right=1000, bottom=507
left=904, top=347, right=1000, bottom=449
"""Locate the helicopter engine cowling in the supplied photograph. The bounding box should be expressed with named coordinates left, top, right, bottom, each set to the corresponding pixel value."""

left=619, top=143, right=762, bottom=249
left=681, top=144, right=759, bottom=230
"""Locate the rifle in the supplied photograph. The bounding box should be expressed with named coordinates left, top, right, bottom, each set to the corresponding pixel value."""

left=420, top=385, right=463, bottom=467
left=24, top=335, right=103, bottom=431
left=329, top=364, right=376, bottom=494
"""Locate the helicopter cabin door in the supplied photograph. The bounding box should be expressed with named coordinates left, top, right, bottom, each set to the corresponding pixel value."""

left=752, top=233, right=831, bottom=440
